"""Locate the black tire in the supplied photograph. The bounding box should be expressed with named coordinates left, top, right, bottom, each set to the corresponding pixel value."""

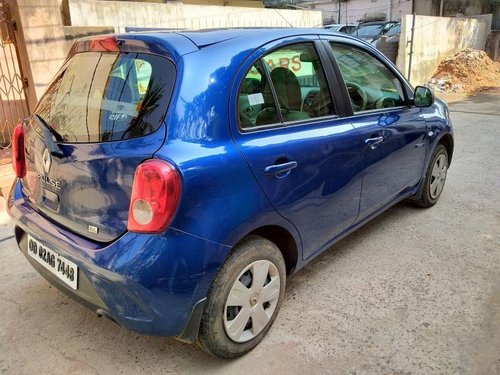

left=413, top=143, right=449, bottom=208
left=198, top=235, right=286, bottom=359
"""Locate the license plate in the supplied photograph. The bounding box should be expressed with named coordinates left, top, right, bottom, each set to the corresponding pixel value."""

left=27, top=235, right=78, bottom=290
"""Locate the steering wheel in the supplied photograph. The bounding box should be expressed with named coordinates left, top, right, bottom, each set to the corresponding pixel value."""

left=375, top=96, right=397, bottom=109
left=345, top=82, right=368, bottom=112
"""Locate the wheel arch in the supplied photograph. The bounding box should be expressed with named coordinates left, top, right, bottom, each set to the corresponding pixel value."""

left=438, top=133, right=454, bottom=165
left=236, top=225, right=299, bottom=276
left=177, top=225, right=299, bottom=344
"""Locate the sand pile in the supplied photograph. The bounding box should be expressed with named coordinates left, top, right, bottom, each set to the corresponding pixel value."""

left=426, top=48, right=500, bottom=93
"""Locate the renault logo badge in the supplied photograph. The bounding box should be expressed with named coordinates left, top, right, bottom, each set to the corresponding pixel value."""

left=42, top=148, right=52, bottom=174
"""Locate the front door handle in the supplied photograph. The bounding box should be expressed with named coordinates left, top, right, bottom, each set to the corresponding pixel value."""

left=365, top=136, right=384, bottom=149
left=264, top=161, right=298, bottom=176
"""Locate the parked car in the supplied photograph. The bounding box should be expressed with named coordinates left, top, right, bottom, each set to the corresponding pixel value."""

left=324, top=23, right=357, bottom=33
left=8, top=28, right=453, bottom=359
left=349, top=21, right=399, bottom=43
left=374, top=22, right=401, bottom=62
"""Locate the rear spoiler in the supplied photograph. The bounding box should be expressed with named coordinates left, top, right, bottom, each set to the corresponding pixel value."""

left=67, top=33, right=199, bottom=62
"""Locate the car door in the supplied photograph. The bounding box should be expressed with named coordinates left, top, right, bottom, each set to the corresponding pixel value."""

left=231, top=37, right=364, bottom=259
left=323, top=38, right=428, bottom=219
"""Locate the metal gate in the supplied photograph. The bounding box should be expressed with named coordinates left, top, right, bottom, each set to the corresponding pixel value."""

left=0, top=1, right=30, bottom=157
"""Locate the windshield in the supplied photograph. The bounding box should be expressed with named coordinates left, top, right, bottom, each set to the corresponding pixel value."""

left=326, top=25, right=341, bottom=31
left=387, top=24, right=401, bottom=36
left=351, top=24, right=384, bottom=37
left=35, top=52, right=175, bottom=143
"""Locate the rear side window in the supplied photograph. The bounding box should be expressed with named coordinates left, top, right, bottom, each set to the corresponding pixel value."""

left=36, top=52, right=175, bottom=143
left=238, top=60, right=280, bottom=128
left=238, top=42, right=334, bottom=130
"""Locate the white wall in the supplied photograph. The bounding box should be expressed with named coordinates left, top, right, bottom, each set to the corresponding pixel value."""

left=397, top=14, right=493, bottom=86
left=304, top=0, right=412, bottom=24
left=12, top=0, right=68, bottom=101
left=68, top=0, right=323, bottom=31
left=11, top=0, right=321, bottom=102
left=339, top=0, right=412, bottom=24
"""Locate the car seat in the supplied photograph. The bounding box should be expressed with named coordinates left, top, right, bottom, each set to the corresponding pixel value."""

left=256, top=67, right=310, bottom=125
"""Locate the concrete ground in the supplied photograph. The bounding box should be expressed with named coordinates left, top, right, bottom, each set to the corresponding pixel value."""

left=0, top=90, right=499, bottom=375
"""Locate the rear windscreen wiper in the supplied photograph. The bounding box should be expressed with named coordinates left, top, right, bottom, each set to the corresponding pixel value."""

left=33, top=114, right=65, bottom=157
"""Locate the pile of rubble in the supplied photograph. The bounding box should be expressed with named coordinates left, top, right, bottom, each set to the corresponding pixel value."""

left=426, top=48, right=500, bottom=94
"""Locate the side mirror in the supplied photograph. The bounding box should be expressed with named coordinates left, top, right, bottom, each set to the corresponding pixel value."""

left=414, top=86, right=434, bottom=107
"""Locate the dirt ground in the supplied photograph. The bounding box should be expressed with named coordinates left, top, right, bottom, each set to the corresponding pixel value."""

left=427, top=48, right=500, bottom=94
left=0, top=89, right=499, bottom=374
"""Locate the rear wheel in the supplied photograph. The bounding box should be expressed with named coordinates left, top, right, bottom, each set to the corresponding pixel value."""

left=198, top=235, right=286, bottom=358
left=414, top=143, right=449, bottom=207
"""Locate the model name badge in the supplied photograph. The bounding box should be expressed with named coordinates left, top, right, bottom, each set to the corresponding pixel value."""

left=36, top=173, right=61, bottom=189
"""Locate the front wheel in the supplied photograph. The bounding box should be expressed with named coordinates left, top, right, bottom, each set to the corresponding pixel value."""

left=414, top=143, right=449, bottom=207
left=198, top=235, right=286, bottom=358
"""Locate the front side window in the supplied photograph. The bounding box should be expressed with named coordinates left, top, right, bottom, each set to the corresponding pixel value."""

left=238, top=42, right=334, bottom=129
left=330, top=43, right=405, bottom=113
left=36, top=52, right=175, bottom=143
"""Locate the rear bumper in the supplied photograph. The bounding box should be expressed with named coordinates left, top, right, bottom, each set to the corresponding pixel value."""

left=7, top=180, right=231, bottom=339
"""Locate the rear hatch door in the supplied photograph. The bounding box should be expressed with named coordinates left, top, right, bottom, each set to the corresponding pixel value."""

left=22, top=49, right=176, bottom=242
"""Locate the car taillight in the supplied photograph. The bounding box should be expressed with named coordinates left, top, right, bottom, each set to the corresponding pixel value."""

left=127, top=159, right=182, bottom=233
left=12, top=124, right=26, bottom=178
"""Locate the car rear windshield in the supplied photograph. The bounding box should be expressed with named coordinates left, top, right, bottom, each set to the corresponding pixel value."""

left=35, top=52, right=175, bottom=143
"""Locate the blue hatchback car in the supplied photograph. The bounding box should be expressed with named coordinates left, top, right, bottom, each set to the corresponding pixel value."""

left=8, top=28, right=453, bottom=358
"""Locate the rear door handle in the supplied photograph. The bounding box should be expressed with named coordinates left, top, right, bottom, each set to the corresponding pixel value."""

left=365, top=136, right=384, bottom=149
left=264, top=161, right=298, bottom=176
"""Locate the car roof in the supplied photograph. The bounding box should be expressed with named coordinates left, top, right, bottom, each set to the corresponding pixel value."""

left=358, top=21, right=397, bottom=26
left=101, top=28, right=367, bottom=61
left=324, top=24, right=354, bottom=27
left=172, top=28, right=332, bottom=48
